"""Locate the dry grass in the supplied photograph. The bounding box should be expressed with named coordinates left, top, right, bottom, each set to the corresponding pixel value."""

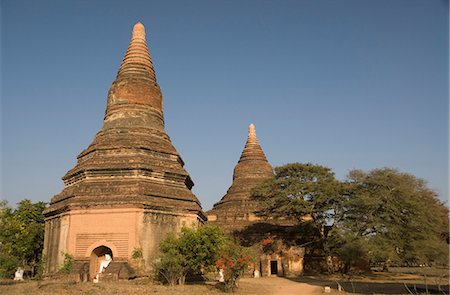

left=0, top=277, right=323, bottom=295
left=1, top=268, right=448, bottom=295
left=0, top=278, right=224, bottom=295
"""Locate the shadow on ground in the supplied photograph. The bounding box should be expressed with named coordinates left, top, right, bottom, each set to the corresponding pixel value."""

left=289, top=276, right=449, bottom=294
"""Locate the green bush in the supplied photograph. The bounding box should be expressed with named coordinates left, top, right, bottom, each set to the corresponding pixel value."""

left=0, top=253, right=19, bottom=278
left=215, top=240, right=254, bottom=292
left=59, top=252, right=74, bottom=274
left=0, top=200, right=46, bottom=278
left=156, top=224, right=226, bottom=285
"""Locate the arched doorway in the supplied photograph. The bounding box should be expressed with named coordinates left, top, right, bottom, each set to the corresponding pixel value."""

left=90, top=246, right=113, bottom=281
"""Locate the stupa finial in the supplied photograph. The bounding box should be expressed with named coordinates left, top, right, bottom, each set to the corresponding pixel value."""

left=238, top=123, right=268, bottom=164
left=115, top=22, right=157, bottom=83
left=248, top=123, right=257, bottom=141
left=132, top=22, right=146, bottom=40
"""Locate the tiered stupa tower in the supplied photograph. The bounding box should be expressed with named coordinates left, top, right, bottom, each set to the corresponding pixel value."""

left=207, top=124, right=274, bottom=233
left=207, top=125, right=305, bottom=278
left=43, top=23, right=205, bottom=278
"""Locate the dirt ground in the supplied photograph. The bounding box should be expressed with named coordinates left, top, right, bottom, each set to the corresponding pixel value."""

left=0, top=271, right=448, bottom=295
left=0, top=277, right=322, bottom=295
left=293, top=271, right=450, bottom=294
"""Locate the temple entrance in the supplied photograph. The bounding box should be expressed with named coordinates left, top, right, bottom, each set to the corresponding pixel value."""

left=270, top=260, right=278, bottom=275
left=89, top=246, right=113, bottom=281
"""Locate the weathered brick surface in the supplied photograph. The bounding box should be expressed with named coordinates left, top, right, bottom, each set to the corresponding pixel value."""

left=206, top=125, right=304, bottom=277
left=43, top=23, right=205, bottom=276
left=206, top=124, right=274, bottom=233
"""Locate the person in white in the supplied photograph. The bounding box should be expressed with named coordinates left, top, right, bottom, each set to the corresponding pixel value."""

left=93, top=254, right=112, bottom=283
left=14, top=267, right=24, bottom=281
left=218, top=269, right=224, bottom=282
left=99, top=254, right=112, bottom=273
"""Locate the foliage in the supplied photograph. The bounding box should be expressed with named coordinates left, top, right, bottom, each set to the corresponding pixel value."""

left=344, top=168, right=449, bottom=267
left=132, top=247, right=147, bottom=276
left=35, top=254, right=47, bottom=279
left=156, top=224, right=226, bottom=285
left=252, top=163, right=343, bottom=264
left=59, top=252, right=74, bottom=274
left=131, top=247, right=143, bottom=260
left=0, top=252, right=19, bottom=278
left=253, top=163, right=449, bottom=273
left=157, top=234, right=186, bottom=285
left=253, top=163, right=343, bottom=225
left=0, top=199, right=47, bottom=278
left=335, top=237, right=368, bottom=273
left=215, top=240, right=254, bottom=292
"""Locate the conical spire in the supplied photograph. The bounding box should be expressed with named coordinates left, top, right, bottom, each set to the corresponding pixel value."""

left=235, top=123, right=269, bottom=175
left=206, top=124, right=273, bottom=232
left=104, top=22, right=163, bottom=126
left=116, top=22, right=157, bottom=83
left=49, top=22, right=203, bottom=215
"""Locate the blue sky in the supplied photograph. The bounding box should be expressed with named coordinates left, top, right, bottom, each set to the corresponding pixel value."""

left=1, top=0, right=448, bottom=210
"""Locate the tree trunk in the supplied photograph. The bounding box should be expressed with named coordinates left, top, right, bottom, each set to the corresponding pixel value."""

left=178, top=274, right=186, bottom=285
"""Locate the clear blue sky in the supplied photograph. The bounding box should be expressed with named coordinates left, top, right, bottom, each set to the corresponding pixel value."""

left=1, top=0, right=448, bottom=210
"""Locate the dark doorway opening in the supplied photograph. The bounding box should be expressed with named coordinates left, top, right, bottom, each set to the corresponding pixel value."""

left=270, top=260, right=278, bottom=275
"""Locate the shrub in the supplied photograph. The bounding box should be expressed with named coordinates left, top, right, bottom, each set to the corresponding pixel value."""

left=155, top=235, right=185, bottom=285
left=0, top=200, right=46, bottom=278
left=0, top=253, right=19, bottom=278
left=59, top=252, right=74, bottom=274
left=156, top=224, right=226, bottom=286
left=132, top=247, right=147, bottom=277
left=215, top=241, right=254, bottom=292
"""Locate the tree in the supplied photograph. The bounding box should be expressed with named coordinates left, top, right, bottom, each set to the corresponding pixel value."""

left=252, top=163, right=343, bottom=260
left=0, top=199, right=47, bottom=278
left=156, top=224, right=226, bottom=285
left=344, top=168, right=449, bottom=268
left=252, top=163, right=449, bottom=273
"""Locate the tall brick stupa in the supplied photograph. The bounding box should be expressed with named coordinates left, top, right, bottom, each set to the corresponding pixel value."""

left=43, top=23, right=205, bottom=279
left=206, top=124, right=274, bottom=233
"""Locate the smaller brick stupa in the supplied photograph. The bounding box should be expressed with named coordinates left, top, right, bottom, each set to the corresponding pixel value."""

left=207, top=125, right=304, bottom=278
left=207, top=124, right=274, bottom=233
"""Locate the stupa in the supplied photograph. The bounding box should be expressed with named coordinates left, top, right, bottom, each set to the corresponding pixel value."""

left=207, top=125, right=305, bottom=277
left=43, top=23, right=205, bottom=280
left=206, top=124, right=274, bottom=233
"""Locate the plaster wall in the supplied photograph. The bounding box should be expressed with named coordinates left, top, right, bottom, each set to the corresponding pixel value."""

left=44, top=207, right=202, bottom=273
left=138, top=210, right=201, bottom=268
left=67, top=208, right=140, bottom=260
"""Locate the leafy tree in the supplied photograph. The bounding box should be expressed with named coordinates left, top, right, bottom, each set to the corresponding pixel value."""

left=156, top=224, right=226, bottom=285
left=252, top=164, right=449, bottom=273
left=344, top=168, right=449, bottom=268
left=0, top=199, right=47, bottom=278
left=334, top=237, right=369, bottom=273
left=252, top=163, right=343, bottom=261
